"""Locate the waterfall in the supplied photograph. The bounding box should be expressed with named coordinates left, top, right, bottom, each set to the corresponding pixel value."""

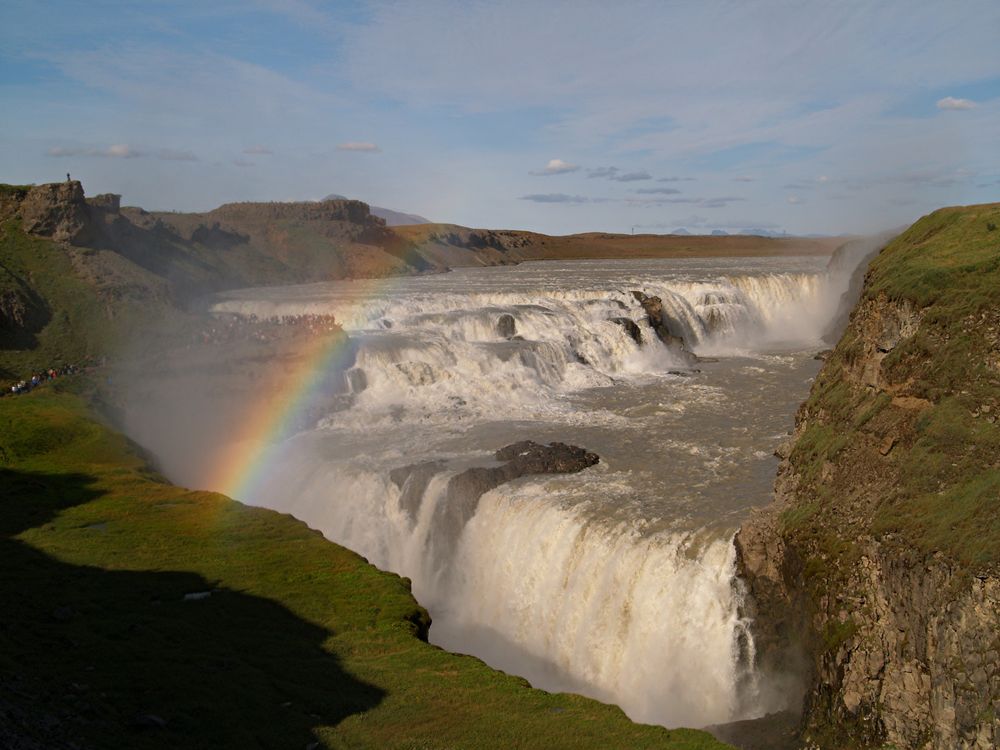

left=125, top=258, right=845, bottom=729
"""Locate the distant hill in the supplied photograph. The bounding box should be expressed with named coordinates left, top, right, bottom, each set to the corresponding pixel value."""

left=323, top=194, right=430, bottom=226
left=710, top=229, right=728, bottom=236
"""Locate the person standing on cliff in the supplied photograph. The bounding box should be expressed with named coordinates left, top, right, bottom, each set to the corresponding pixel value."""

left=66, top=173, right=71, bottom=182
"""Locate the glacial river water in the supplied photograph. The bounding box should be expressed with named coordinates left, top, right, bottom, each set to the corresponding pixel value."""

left=139, top=256, right=848, bottom=728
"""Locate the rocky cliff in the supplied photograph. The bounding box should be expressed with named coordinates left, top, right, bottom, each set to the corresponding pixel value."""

left=736, top=203, right=1000, bottom=748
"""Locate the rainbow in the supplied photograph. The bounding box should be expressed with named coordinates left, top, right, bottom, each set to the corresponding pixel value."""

left=204, top=275, right=395, bottom=501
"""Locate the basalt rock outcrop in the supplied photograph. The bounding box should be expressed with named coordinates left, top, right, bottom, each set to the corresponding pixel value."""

left=12, top=181, right=95, bottom=244
left=735, top=203, right=1000, bottom=749
left=391, top=441, right=599, bottom=544
left=630, top=290, right=698, bottom=364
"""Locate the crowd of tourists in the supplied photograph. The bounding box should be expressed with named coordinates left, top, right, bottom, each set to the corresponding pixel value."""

left=6, top=363, right=81, bottom=396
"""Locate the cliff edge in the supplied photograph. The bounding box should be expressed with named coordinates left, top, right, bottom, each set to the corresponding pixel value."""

left=736, top=203, right=1000, bottom=748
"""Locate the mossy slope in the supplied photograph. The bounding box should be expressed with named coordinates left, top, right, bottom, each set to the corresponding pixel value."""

left=783, top=202, right=1000, bottom=569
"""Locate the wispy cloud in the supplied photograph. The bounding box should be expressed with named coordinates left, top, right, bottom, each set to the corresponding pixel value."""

left=787, top=195, right=803, bottom=204
left=936, top=96, right=976, bottom=110
left=520, top=193, right=590, bottom=203
left=530, top=158, right=579, bottom=175
left=243, top=145, right=273, bottom=155
left=732, top=176, right=755, bottom=182
left=157, top=148, right=198, bottom=162
left=232, top=158, right=255, bottom=168
left=610, top=170, right=652, bottom=182
left=587, top=166, right=653, bottom=182
left=633, top=187, right=681, bottom=195
left=657, top=176, right=696, bottom=182
left=47, top=144, right=144, bottom=158
left=337, top=141, right=381, bottom=152
left=626, top=195, right=745, bottom=208
left=587, top=166, right=619, bottom=179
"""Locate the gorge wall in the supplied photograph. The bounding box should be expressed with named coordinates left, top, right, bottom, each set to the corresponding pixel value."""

left=736, top=203, right=1000, bottom=748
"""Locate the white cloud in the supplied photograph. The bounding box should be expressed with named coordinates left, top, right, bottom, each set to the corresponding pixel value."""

left=787, top=195, right=802, bottom=204
left=936, top=96, right=976, bottom=110
left=106, top=143, right=140, bottom=158
left=531, top=158, right=579, bottom=175
left=336, top=141, right=381, bottom=152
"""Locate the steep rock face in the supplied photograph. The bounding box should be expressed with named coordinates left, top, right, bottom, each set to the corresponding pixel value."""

left=16, top=181, right=94, bottom=244
left=736, top=204, right=1000, bottom=749
left=630, top=290, right=698, bottom=365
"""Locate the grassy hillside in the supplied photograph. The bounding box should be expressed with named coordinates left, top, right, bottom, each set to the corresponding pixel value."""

left=0, top=219, right=183, bottom=381
left=781, top=202, right=1000, bottom=570
left=1, top=384, right=729, bottom=749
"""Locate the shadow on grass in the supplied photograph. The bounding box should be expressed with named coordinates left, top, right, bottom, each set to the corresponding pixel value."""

left=0, top=468, right=384, bottom=749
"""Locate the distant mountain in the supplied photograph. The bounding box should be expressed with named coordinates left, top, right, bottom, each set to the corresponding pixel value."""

left=740, top=227, right=789, bottom=237
left=323, top=194, right=430, bottom=226
left=710, top=229, right=729, bottom=236
left=671, top=228, right=692, bottom=235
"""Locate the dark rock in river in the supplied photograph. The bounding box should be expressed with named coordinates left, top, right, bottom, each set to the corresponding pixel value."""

left=496, top=313, right=517, bottom=338
left=611, top=317, right=643, bottom=345
left=435, top=442, right=599, bottom=547
left=389, top=460, right=446, bottom=523
left=630, top=290, right=699, bottom=365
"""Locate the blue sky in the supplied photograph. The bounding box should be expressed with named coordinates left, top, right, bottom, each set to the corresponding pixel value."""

left=2, top=1, right=998, bottom=235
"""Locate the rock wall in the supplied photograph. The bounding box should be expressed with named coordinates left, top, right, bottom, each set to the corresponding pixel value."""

left=736, top=204, right=1000, bottom=749
left=14, top=181, right=94, bottom=244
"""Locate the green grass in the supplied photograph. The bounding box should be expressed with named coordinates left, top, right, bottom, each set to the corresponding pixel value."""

left=782, top=202, right=1000, bottom=571
left=0, top=384, right=729, bottom=749
left=866, top=203, right=1000, bottom=308
left=0, top=219, right=190, bottom=380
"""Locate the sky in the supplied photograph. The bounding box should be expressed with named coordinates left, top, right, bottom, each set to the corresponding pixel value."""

left=1, top=1, right=998, bottom=235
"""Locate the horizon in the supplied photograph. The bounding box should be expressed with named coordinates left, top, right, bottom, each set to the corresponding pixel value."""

left=2, top=1, right=998, bottom=236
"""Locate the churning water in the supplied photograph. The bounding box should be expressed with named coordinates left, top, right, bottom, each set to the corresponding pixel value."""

left=167, top=257, right=847, bottom=727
